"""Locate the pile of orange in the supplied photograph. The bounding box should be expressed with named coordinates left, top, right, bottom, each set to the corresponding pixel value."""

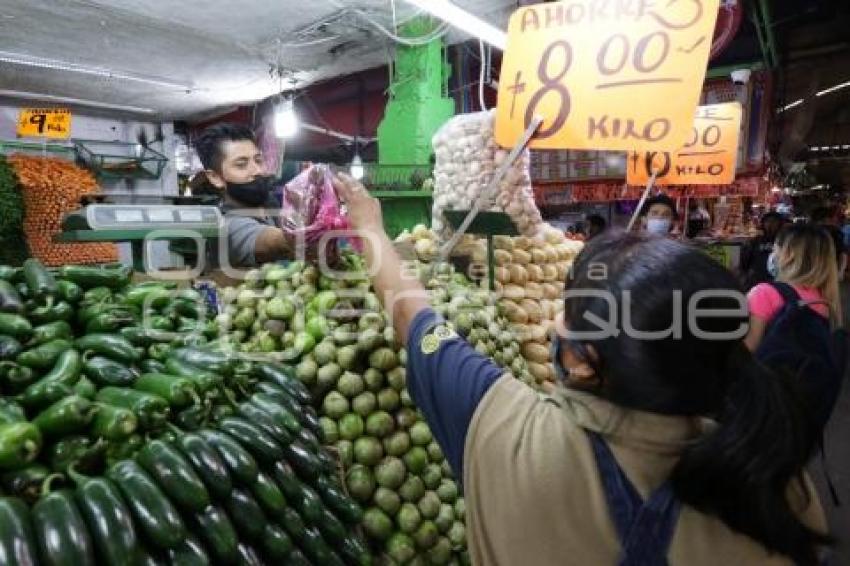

left=8, top=154, right=118, bottom=266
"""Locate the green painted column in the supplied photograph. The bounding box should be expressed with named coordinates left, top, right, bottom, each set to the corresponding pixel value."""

left=377, top=18, right=455, bottom=166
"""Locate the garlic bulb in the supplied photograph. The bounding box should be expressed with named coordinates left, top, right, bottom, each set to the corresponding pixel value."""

left=430, top=110, right=543, bottom=239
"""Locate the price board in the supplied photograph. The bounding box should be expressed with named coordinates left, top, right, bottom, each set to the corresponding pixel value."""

left=626, top=102, right=741, bottom=185
left=17, top=108, right=72, bottom=139
left=495, top=0, right=720, bottom=152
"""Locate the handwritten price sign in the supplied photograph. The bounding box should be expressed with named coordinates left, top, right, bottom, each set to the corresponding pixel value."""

left=627, top=102, right=741, bottom=185
left=495, top=0, right=720, bottom=152
left=17, top=108, right=72, bottom=139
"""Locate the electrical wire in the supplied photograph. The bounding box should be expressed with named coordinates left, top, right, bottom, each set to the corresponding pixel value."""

left=350, top=8, right=450, bottom=46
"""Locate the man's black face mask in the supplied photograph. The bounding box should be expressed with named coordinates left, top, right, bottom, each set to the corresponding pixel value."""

left=227, top=176, right=274, bottom=207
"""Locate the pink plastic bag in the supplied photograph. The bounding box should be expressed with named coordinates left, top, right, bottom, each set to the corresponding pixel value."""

left=280, top=165, right=357, bottom=261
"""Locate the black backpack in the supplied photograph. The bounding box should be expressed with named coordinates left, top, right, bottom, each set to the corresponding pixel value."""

left=754, top=282, right=847, bottom=432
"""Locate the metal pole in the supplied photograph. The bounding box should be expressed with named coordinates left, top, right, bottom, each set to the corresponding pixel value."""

left=626, top=170, right=659, bottom=232
left=487, top=234, right=495, bottom=291
left=436, top=116, right=543, bottom=266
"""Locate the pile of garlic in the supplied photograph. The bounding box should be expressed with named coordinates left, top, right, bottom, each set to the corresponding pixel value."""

left=474, top=225, right=584, bottom=385
left=430, top=110, right=543, bottom=238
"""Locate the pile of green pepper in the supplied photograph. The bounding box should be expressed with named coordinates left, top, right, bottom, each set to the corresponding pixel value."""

left=0, top=259, right=371, bottom=565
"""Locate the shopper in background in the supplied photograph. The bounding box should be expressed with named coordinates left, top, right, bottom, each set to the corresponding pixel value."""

left=194, top=123, right=291, bottom=267
left=639, top=194, right=678, bottom=235
left=739, top=211, right=784, bottom=290
left=584, top=214, right=606, bottom=240
left=811, top=205, right=848, bottom=280
left=746, top=224, right=842, bottom=349
left=686, top=199, right=712, bottom=238
left=335, top=172, right=828, bottom=566
left=745, top=224, right=845, bottom=431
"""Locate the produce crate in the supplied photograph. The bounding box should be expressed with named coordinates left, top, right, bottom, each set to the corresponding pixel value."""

left=0, top=140, right=75, bottom=160
left=376, top=191, right=433, bottom=239
left=74, top=139, right=168, bottom=180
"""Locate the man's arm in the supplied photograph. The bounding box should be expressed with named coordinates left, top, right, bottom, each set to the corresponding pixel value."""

left=254, top=227, right=293, bottom=265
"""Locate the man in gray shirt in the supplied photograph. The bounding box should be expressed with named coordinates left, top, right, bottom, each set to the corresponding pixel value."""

left=194, top=124, right=292, bottom=267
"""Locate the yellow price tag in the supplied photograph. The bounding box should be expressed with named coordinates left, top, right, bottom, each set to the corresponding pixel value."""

left=627, top=102, right=742, bottom=185
left=17, top=108, right=72, bottom=139
left=495, top=0, right=720, bottom=152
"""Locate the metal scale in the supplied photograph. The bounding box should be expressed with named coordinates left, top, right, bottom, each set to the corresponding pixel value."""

left=57, top=199, right=222, bottom=271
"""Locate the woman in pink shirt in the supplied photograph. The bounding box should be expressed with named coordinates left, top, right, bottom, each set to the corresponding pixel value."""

left=745, top=223, right=842, bottom=351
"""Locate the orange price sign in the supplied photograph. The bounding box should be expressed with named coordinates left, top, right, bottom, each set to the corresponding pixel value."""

left=17, top=108, right=72, bottom=139
left=626, top=102, right=742, bottom=185
left=495, top=0, right=720, bottom=152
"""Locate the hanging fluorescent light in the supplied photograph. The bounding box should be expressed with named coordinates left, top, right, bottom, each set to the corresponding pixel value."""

left=274, top=98, right=298, bottom=138
left=779, top=99, right=804, bottom=112
left=0, top=89, right=156, bottom=114
left=350, top=152, right=365, bottom=180
left=0, top=50, right=192, bottom=90
left=816, top=80, right=850, bottom=97
left=402, top=0, right=507, bottom=50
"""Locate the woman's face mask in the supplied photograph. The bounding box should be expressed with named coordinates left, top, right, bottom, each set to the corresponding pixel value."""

left=646, top=218, right=672, bottom=235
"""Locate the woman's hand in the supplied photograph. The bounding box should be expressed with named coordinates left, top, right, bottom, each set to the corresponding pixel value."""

left=333, top=173, right=384, bottom=234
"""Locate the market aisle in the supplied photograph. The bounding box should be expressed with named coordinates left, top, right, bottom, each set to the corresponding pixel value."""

left=810, top=373, right=850, bottom=566
left=809, top=282, right=850, bottom=565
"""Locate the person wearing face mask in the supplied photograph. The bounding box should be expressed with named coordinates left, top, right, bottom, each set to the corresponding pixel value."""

left=333, top=173, right=829, bottom=566
left=194, top=123, right=292, bottom=267
left=639, top=194, right=678, bottom=235
left=740, top=212, right=783, bottom=290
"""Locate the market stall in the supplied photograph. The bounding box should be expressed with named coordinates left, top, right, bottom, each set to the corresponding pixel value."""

left=1, top=0, right=848, bottom=563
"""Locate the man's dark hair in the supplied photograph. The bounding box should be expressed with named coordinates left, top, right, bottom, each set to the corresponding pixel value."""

left=586, top=214, right=606, bottom=230
left=640, top=194, right=678, bottom=219
left=760, top=211, right=783, bottom=226
left=810, top=205, right=836, bottom=224
left=194, top=123, right=256, bottom=172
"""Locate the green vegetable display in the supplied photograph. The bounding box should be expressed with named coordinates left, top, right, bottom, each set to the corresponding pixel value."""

left=215, top=256, right=472, bottom=563
left=0, top=259, right=371, bottom=565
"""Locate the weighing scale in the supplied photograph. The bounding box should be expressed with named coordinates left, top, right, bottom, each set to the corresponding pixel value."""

left=57, top=201, right=222, bottom=272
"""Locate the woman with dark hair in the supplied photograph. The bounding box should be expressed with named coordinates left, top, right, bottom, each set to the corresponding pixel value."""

left=334, top=174, right=829, bottom=566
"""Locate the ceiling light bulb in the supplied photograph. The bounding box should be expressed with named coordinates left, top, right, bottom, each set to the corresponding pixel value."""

left=275, top=99, right=298, bottom=138
left=350, top=153, right=365, bottom=180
